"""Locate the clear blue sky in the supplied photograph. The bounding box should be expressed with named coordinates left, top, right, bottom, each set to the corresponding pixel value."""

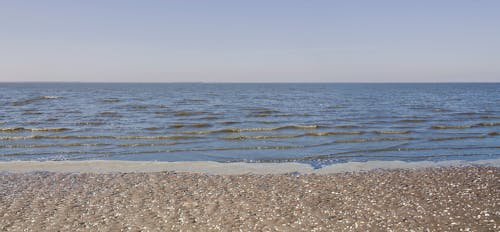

left=1, top=0, right=499, bottom=82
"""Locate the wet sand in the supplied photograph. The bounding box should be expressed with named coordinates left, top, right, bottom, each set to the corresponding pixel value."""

left=1, top=165, right=499, bottom=231
left=1, top=159, right=499, bottom=174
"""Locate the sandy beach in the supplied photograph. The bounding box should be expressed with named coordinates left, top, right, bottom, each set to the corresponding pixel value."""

left=2, top=0, right=500, bottom=230
left=1, top=163, right=499, bottom=231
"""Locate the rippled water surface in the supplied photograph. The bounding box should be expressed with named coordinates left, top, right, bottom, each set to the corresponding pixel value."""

left=1, top=83, right=499, bottom=167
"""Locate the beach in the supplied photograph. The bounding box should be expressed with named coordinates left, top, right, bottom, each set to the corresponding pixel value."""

left=1, top=162, right=499, bottom=231
left=2, top=0, right=500, bottom=230
left=1, top=84, right=498, bottom=231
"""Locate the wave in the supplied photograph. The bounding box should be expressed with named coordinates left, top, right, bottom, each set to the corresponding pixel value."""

left=125, top=104, right=149, bottom=110
left=454, top=112, right=477, bottom=115
left=335, top=137, right=416, bottom=143
left=398, top=119, right=427, bottom=123
left=3, top=144, right=498, bottom=160
left=481, top=116, right=500, bottom=119
left=431, top=122, right=500, bottom=130
left=429, top=135, right=486, bottom=141
left=222, top=130, right=366, bottom=140
left=0, top=141, right=194, bottom=149
left=304, top=131, right=363, bottom=136
left=102, top=135, right=201, bottom=140
left=245, top=108, right=282, bottom=117
left=0, top=135, right=202, bottom=140
left=177, top=145, right=304, bottom=152
left=77, top=122, right=104, bottom=126
left=430, top=135, right=487, bottom=141
left=169, top=123, right=212, bottom=129
left=192, top=123, right=211, bottom=128
left=373, top=130, right=412, bottom=134
left=258, top=121, right=279, bottom=124
left=117, top=142, right=179, bottom=147
left=257, top=110, right=281, bottom=114
left=474, top=122, right=500, bottom=127
left=220, top=121, right=240, bottom=125
left=11, top=96, right=62, bottom=106
left=169, top=124, right=184, bottom=129
left=0, top=144, right=305, bottom=158
left=42, top=96, right=61, bottom=99
left=278, top=125, right=323, bottom=130
left=174, top=111, right=206, bottom=116
left=184, top=99, right=209, bottom=103
left=247, top=153, right=493, bottom=163
left=222, top=134, right=301, bottom=140
left=0, top=143, right=110, bottom=148
left=431, top=125, right=472, bottom=130
left=0, top=127, right=70, bottom=132
left=294, top=146, right=500, bottom=161
left=22, top=111, right=43, bottom=115
left=100, top=98, right=121, bottom=103
left=182, top=125, right=325, bottom=134
left=240, top=107, right=274, bottom=111
left=335, top=125, right=362, bottom=128
left=98, top=112, right=121, bottom=117
left=432, top=108, right=452, bottom=112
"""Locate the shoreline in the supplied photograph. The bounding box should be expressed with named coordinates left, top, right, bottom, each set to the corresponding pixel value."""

left=1, top=158, right=499, bottom=174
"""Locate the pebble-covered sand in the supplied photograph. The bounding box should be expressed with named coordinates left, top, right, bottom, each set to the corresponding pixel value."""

left=1, top=167, right=499, bottom=231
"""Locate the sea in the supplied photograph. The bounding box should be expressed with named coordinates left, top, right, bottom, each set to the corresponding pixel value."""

left=0, top=83, right=498, bottom=168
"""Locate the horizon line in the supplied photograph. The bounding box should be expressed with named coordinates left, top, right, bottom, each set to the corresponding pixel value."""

left=0, top=81, right=499, bottom=84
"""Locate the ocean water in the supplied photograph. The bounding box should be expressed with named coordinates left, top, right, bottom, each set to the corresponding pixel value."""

left=0, top=83, right=499, bottom=167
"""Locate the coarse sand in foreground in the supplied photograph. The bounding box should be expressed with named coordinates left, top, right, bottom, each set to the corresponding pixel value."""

left=1, top=166, right=498, bottom=231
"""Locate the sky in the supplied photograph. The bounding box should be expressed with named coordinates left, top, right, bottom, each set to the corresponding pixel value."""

left=1, top=0, right=499, bottom=82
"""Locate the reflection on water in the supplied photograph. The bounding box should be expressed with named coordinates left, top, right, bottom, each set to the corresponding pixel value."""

left=0, top=83, right=499, bottom=166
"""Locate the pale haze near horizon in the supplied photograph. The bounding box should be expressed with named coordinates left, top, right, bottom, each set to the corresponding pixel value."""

left=1, top=0, right=499, bottom=83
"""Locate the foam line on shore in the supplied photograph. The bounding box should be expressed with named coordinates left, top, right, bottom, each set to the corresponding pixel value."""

left=1, top=158, right=499, bottom=174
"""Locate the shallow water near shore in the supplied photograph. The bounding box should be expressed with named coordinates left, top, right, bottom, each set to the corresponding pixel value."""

left=0, top=83, right=499, bottom=167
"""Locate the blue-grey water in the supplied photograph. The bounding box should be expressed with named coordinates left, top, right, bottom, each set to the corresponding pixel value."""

left=0, top=83, right=499, bottom=167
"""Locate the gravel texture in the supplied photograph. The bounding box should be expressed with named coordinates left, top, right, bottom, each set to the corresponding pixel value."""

left=1, top=166, right=499, bottom=231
